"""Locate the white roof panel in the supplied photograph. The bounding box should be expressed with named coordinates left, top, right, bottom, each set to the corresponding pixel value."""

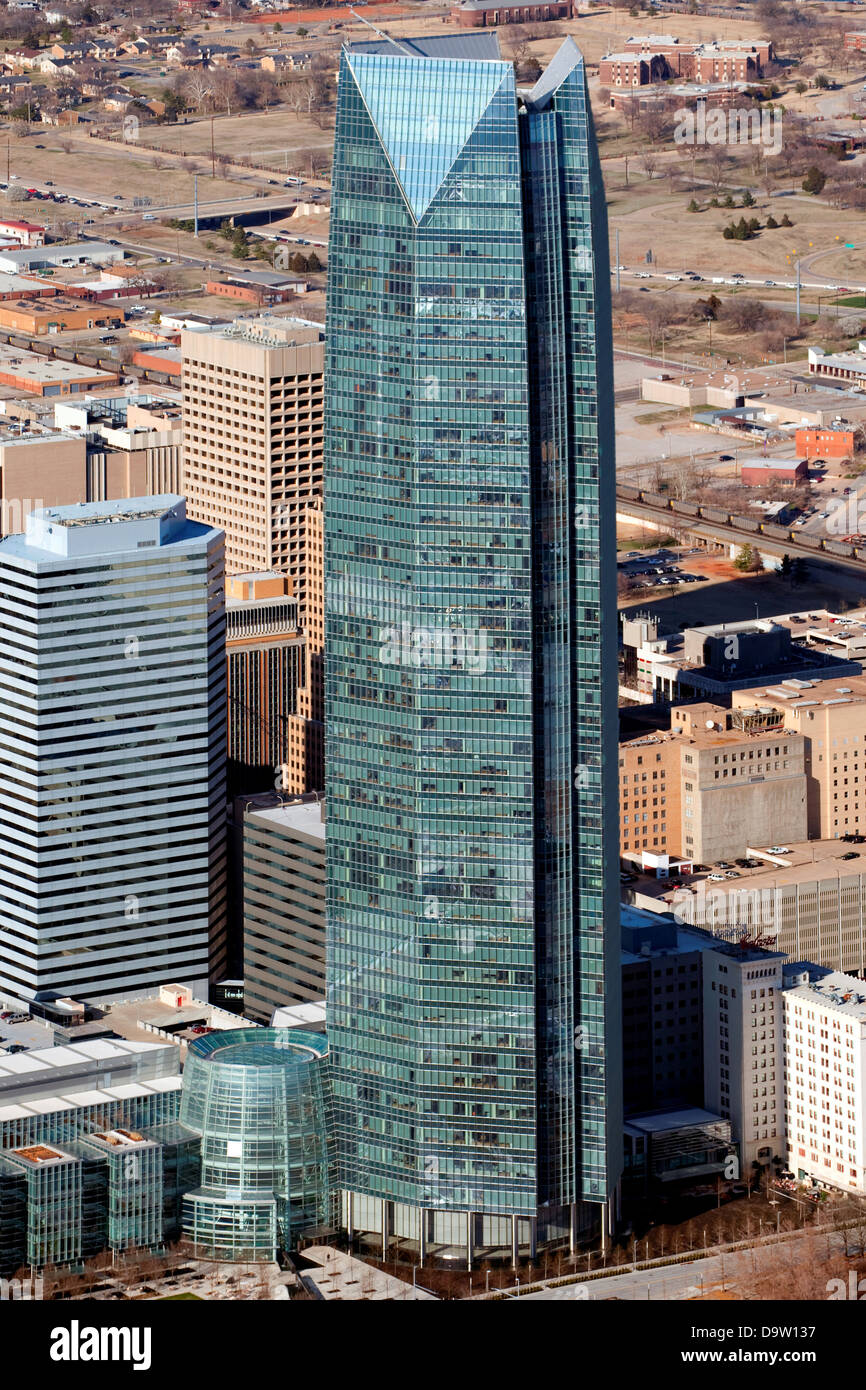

left=56, top=1089, right=112, bottom=1107
left=0, top=1103, right=32, bottom=1121
left=71, top=1039, right=130, bottom=1059
left=0, top=1054, right=50, bottom=1075
left=26, top=1096, right=75, bottom=1115
left=26, top=1045, right=84, bottom=1067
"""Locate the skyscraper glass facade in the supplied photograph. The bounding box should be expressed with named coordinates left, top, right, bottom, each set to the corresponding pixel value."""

left=180, top=1028, right=334, bottom=1260
left=325, top=35, right=621, bottom=1249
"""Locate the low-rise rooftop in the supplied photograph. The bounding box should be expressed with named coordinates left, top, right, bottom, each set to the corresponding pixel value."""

left=785, top=969, right=866, bottom=1021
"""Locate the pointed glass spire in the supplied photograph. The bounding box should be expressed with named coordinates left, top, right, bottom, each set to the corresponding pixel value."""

left=527, top=36, right=585, bottom=110
left=346, top=52, right=512, bottom=220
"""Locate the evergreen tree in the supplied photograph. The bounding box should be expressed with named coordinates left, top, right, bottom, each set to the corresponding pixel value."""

left=802, top=166, right=826, bottom=195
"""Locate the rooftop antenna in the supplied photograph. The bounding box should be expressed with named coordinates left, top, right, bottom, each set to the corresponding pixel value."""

left=348, top=7, right=417, bottom=58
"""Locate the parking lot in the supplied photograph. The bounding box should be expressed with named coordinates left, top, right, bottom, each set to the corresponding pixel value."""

left=618, top=546, right=711, bottom=593
left=0, top=1008, right=54, bottom=1054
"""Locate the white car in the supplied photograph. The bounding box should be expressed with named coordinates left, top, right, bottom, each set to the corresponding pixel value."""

left=665, top=274, right=684, bottom=281
left=769, top=846, right=790, bottom=855
left=708, top=873, right=725, bottom=881
left=635, top=272, right=651, bottom=279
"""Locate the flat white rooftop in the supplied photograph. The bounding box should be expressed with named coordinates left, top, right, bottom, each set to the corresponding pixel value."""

left=248, top=799, right=324, bottom=841
left=786, top=970, right=866, bottom=1021
left=0, top=1076, right=182, bottom=1125
left=0, top=1036, right=169, bottom=1079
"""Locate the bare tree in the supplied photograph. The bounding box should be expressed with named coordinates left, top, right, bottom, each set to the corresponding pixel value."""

left=641, top=149, right=660, bottom=181
left=181, top=69, right=213, bottom=114
left=706, top=146, right=732, bottom=194
left=210, top=70, right=238, bottom=117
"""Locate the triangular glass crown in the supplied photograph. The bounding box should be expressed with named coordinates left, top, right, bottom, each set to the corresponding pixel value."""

left=345, top=52, right=512, bottom=221
left=526, top=36, right=585, bottom=110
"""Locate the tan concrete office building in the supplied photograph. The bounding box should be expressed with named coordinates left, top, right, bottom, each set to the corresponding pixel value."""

left=182, top=316, right=325, bottom=794
left=732, top=674, right=866, bottom=840
left=181, top=316, right=324, bottom=617
left=619, top=703, right=808, bottom=865
left=0, top=412, right=183, bottom=535
left=667, top=839, right=866, bottom=977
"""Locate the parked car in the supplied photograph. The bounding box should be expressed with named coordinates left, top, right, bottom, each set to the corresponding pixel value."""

left=5, top=1014, right=29, bottom=1024
left=841, top=851, right=860, bottom=860
left=708, top=873, right=725, bottom=881
left=769, top=846, right=790, bottom=855
left=3, top=1044, right=26, bottom=1054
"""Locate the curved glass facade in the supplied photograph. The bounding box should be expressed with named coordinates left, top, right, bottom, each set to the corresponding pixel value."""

left=180, top=1028, right=334, bottom=1261
left=324, top=33, right=621, bottom=1254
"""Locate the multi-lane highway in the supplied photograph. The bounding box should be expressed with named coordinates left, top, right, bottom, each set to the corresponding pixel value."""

left=612, top=266, right=866, bottom=295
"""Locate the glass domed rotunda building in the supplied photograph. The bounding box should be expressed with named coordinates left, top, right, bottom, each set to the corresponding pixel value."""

left=180, top=1028, right=334, bottom=1261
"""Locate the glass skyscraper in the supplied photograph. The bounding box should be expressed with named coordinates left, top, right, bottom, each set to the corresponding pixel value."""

left=325, top=32, right=621, bottom=1261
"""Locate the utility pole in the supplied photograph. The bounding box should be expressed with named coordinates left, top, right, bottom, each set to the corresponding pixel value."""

left=210, top=115, right=215, bottom=179
left=795, top=258, right=801, bottom=325
left=615, top=228, right=621, bottom=294
left=194, top=173, right=198, bottom=237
